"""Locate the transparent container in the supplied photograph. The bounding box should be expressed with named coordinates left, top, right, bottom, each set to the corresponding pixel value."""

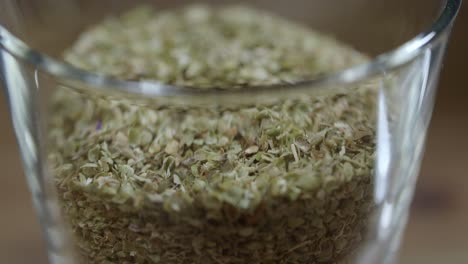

left=0, top=0, right=461, bottom=263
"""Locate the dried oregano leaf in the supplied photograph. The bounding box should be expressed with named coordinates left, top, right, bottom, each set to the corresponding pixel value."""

left=50, top=4, right=377, bottom=264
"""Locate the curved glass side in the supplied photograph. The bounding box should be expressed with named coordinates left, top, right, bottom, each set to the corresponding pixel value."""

left=0, top=1, right=459, bottom=263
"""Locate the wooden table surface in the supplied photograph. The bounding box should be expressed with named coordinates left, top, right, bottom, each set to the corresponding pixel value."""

left=1, top=6, right=467, bottom=264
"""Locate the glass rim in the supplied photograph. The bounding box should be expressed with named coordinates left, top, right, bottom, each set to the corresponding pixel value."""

left=0, top=0, right=461, bottom=98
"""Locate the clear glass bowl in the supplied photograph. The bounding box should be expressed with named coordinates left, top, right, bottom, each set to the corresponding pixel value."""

left=0, top=0, right=461, bottom=263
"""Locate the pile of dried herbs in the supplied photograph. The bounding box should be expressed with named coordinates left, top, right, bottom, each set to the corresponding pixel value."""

left=49, top=5, right=376, bottom=264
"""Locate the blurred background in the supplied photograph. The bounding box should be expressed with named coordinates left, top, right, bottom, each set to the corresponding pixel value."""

left=0, top=2, right=467, bottom=264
